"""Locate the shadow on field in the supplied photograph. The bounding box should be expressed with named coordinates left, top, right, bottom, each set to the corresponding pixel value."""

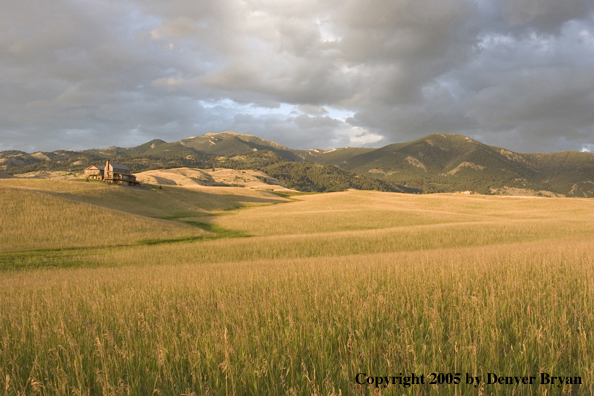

left=0, top=182, right=290, bottom=270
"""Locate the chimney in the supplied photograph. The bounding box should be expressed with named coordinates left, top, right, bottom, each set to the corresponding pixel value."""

left=105, top=160, right=111, bottom=181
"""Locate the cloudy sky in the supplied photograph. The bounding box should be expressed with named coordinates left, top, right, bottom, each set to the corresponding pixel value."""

left=1, top=0, right=594, bottom=153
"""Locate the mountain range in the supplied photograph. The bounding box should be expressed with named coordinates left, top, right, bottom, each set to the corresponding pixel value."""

left=2, top=131, right=593, bottom=196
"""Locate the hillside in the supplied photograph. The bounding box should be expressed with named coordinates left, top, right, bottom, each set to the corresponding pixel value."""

left=180, top=132, right=302, bottom=161
left=522, top=151, right=594, bottom=197
left=293, top=147, right=375, bottom=165
left=0, top=182, right=204, bottom=252
left=133, top=167, right=292, bottom=191
left=210, top=151, right=414, bottom=193
left=336, top=133, right=594, bottom=196
left=2, top=131, right=594, bottom=196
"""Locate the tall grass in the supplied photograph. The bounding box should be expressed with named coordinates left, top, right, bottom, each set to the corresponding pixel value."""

left=1, top=241, right=592, bottom=395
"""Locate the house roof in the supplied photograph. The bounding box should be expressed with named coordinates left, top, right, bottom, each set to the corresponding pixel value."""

left=87, top=163, right=132, bottom=174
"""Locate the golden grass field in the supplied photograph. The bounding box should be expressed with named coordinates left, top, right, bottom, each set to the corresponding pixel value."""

left=1, top=178, right=593, bottom=395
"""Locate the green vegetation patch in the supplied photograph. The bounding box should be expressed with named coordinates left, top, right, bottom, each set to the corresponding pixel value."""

left=182, top=221, right=250, bottom=237
left=139, top=221, right=250, bottom=245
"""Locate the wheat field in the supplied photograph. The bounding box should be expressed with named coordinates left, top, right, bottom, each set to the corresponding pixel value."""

left=1, top=179, right=593, bottom=395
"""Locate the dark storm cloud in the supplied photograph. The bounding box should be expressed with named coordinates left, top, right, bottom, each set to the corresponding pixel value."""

left=1, top=0, right=593, bottom=153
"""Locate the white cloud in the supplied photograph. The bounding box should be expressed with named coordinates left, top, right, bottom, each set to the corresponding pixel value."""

left=343, top=126, right=384, bottom=146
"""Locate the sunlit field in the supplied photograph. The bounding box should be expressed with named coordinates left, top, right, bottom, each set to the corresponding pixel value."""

left=1, top=179, right=593, bottom=395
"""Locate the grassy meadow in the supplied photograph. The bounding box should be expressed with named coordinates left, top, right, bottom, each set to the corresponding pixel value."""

left=1, top=179, right=593, bottom=395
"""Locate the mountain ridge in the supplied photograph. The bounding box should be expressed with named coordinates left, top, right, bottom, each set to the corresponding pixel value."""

left=1, top=131, right=593, bottom=196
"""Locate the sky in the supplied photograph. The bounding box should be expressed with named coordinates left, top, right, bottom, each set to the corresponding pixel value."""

left=1, top=0, right=594, bottom=154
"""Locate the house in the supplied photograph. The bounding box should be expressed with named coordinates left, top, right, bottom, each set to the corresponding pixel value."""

left=84, top=165, right=104, bottom=180
left=84, top=160, right=138, bottom=185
